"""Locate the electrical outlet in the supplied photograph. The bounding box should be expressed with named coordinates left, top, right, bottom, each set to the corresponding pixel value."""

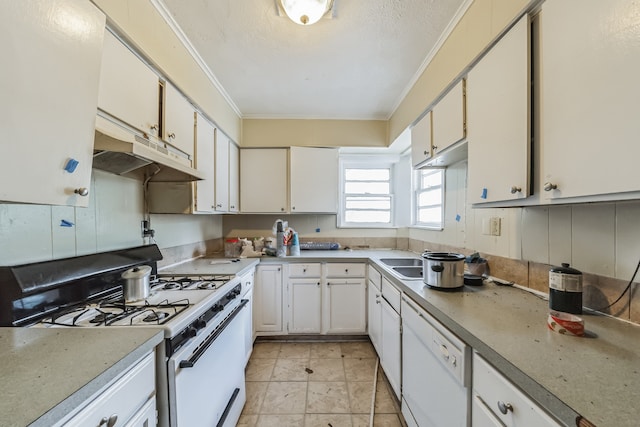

left=490, top=217, right=501, bottom=236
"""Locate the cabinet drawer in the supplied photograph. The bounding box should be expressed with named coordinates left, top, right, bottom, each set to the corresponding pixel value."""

left=473, top=353, right=561, bottom=427
left=326, top=263, right=366, bottom=278
left=62, top=352, right=155, bottom=427
left=381, top=277, right=401, bottom=313
left=289, top=263, right=322, bottom=277
left=367, top=265, right=382, bottom=289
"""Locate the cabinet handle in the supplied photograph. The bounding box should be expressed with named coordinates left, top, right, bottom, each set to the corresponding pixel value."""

left=74, top=187, right=89, bottom=197
left=150, top=124, right=159, bottom=131
left=376, top=299, right=380, bottom=304
left=303, top=268, right=306, bottom=273
left=439, top=344, right=450, bottom=361
left=168, top=132, right=176, bottom=139
left=433, top=145, right=438, bottom=151
left=543, top=182, right=558, bottom=192
left=497, top=401, right=513, bottom=415
left=281, top=207, right=285, bottom=211
left=216, top=203, right=222, bottom=208
left=510, top=186, right=521, bottom=194
left=345, top=269, right=349, bottom=273
left=423, top=150, right=428, bottom=155
left=292, top=206, right=296, bottom=210
left=107, top=414, right=118, bottom=427
left=327, top=282, right=331, bottom=286
left=230, top=205, right=235, bottom=209
left=317, top=282, right=320, bottom=287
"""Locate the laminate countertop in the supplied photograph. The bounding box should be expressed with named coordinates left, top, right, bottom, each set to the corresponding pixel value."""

left=180, top=249, right=640, bottom=427
left=0, top=328, right=163, bottom=427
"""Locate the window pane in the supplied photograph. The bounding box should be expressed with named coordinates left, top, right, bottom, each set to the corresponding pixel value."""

left=345, top=182, right=390, bottom=194
left=346, top=197, right=391, bottom=210
left=421, top=171, right=443, bottom=188
left=345, top=210, right=391, bottom=223
left=418, top=207, right=442, bottom=223
left=345, top=168, right=390, bottom=181
left=418, top=188, right=442, bottom=206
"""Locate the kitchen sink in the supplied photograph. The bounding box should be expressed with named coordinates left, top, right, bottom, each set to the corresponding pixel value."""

left=379, top=258, right=423, bottom=267
left=391, top=266, right=424, bottom=280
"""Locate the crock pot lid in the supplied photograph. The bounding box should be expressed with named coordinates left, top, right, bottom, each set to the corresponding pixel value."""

left=122, top=265, right=152, bottom=279
left=422, top=252, right=465, bottom=261
left=550, top=263, right=582, bottom=275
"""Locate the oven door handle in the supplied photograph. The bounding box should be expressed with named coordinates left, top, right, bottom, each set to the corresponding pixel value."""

left=179, top=299, right=248, bottom=369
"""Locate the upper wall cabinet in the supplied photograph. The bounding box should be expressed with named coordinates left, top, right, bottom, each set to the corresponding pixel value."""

left=467, top=15, right=530, bottom=204
left=228, top=142, right=240, bottom=212
left=240, top=149, right=288, bottom=213
left=290, top=147, right=338, bottom=213
left=163, top=82, right=195, bottom=159
left=539, top=0, right=640, bottom=201
left=215, top=132, right=230, bottom=212
left=432, top=80, right=466, bottom=156
left=0, top=1, right=105, bottom=207
left=411, top=112, right=433, bottom=168
left=98, top=31, right=159, bottom=138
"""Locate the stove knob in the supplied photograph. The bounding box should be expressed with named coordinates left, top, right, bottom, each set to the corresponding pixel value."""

left=184, top=327, right=197, bottom=338
left=194, top=319, right=206, bottom=330
left=214, top=304, right=224, bottom=313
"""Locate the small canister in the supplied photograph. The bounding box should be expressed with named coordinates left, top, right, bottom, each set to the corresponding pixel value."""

left=549, top=263, right=583, bottom=314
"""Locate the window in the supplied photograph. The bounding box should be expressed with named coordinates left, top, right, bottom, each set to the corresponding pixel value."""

left=340, top=161, right=393, bottom=227
left=414, top=169, right=444, bottom=229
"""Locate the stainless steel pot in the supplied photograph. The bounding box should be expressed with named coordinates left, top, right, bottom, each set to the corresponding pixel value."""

left=422, top=252, right=465, bottom=289
left=122, top=265, right=152, bottom=302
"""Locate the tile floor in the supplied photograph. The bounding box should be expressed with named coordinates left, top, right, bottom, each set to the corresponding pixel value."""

left=238, top=341, right=405, bottom=427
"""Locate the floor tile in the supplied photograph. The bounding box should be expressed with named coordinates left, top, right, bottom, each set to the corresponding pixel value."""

left=308, top=358, right=345, bottom=381
left=304, top=413, right=353, bottom=427
left=310, top=342, right=342, bottom=359
left=246, top=358, right=276, bottom=381
left=347, top=381, right=374, bottom=414
left=279, top=342, right=312, bottom=359
left=344, top=357, right=377, bottom=382
left=340, top=342, right=376, bottom=358
left=237, top=414, right=258, bottom=427
left=256, top=414, right=305, bottom=427
left=261, top=382, right=308, bottom=414
left=373, top=414, right=403, bottom=427
left=351, top=414, right=371, bottom=427
left=252, top=342, right=282, bottom=358
left=373, top=380, right=397, bottom=414
left=243, top=382, right=269, bottom=415
left=271, top=358, right=310, bottom=381
left=306, top=381, right=351, bottom=414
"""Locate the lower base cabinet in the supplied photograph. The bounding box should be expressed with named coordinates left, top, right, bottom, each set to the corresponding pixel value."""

left=289, top=278, right=322, bottom=333
left=380, top=297, right=401, bottom=399
left=254, top=264, right=283, bottom=333
left=324, top=279, right=366, bottom=334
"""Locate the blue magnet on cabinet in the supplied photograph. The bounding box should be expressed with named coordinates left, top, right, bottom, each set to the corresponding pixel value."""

left=455, top=214, right=461, bottom=222
left=64, top=158, right=79, bottom=173
left=481, top=188, right=488, bottom=199
left=315, top=228, right=321, bottom=233
left=60, top=220, right=74, bottom=227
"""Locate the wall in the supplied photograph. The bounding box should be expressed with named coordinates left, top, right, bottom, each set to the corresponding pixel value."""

left=0, top=170, right=223, bottom=266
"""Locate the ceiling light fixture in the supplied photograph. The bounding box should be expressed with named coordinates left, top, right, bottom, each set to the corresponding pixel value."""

left=280, top=0, right=334, bottom=26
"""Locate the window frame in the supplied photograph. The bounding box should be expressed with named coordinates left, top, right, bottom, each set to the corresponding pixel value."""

left=338, top=157, right=396, bottom=228
left=413, top=168, right=445, bottom=230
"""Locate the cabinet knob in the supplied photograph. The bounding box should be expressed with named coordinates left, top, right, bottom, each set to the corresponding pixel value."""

left=168, top=132, right=176, bottom=139
left=510, top=186, right=521, bottom=194
left=216, top=203, right=222, bottom=208
left=376, top=299, right=380, bottom=304
left=74, top=187, right=89, bottom=197
left=281, top=208, right=285, bottom=211
left=497, top=401, right=513, bottom=415
left=107, top=415, right=118, bottom=427
left=303, top=268, right=306, bottom=273
left=317, top=282, right=320, bottom=287
left=423, top=150, right=428, bottom=155
left=345, top=269, right=349, bottom=273
left=433, top=145, right=438, bottom=151
left=292, top=206, right=296, bottom=210
left=230, top=205, right=235, bottom=209
left=150, top=124, right=159, bottom=131
left=543, top=182, right=558, bottom=192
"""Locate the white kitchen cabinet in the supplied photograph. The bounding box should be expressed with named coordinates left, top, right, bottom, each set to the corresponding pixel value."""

left=228, top=142, right=240, bottom=212
left=0, top=1, right=105, bottom=207
left=98, top=30, right=159, bottom=138
left=367, top=266, right=383, bottom=353
left=58, top=352, right=155, bottom=427
left=323, top=263, right=366, bottom=334
left=473, top=353, right=562, bottom=427
left=240, top=148, right=288, bottom=213
left=163, top=81, right=195, bottom=159
left=215, top=132, right=230, bottom=212
left=411, top=111, right=433, bottom=167
left=254, top=264, right=283, bottom=333
left=380, top=277, right=401, bottom=399
left=288, top=278, right=322, bottom=333
left=539, top=0, right=640, bottom=201
left=290, top=147, right=338, bottom=213
left=239, top=269, right=255, bottom=364
left=467, top=15, right=530, bottom=204
left=432, top=79, right=466, bottom=155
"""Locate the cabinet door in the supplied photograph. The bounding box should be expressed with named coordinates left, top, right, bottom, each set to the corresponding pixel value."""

left=214, top=132, right=229, bottom=212
left=228, top=142, right=240, bottom=212
left=290, top=147, right=338, bottom=213
left=324, top=279, right=366, bottom=334
left=0, top=1, right=105, bottom=207
left=164, top=82, right=195, bottom=158
left=123, top=397, right=156, bottom=427
left=288, top=278, right=322, bottom=333
left=254, top=265, right=283, bottom=333
left=467, top=16, right=530, bottom=204
left=472, top=395, right=504, bottom=427
left=98, top=31, right=159, bottom=137
left=240, top=149, right=288, bottom=213
left=411, top=111, right=433, bottom=167
left=367, top=281, right=382, bottom=353
left=194, top=113, right=216, bottom=213
left=381, top=299, right=401, bottom=399
left=432, top=80, right=466, bottom=155
left=540, top=0, right=640, bottom=200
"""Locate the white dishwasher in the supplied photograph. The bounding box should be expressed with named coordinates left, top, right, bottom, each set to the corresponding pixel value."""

left=401, top=295, right=471, bottom=427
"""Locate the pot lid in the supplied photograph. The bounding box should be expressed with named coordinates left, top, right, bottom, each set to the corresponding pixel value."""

left=550, top=263, right=582, bottom=275
left=122, top=265, right=152, bottom=279
left=422, top=252, right=465, bottom=261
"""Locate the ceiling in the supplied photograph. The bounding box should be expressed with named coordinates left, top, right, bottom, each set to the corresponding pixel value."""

left=157, top=0, right=469, bottom=120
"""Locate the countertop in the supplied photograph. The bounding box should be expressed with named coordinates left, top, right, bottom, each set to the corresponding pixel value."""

left=0, top=328, right=163, bottom=427
left=184, top=249, right=640, bottom=427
